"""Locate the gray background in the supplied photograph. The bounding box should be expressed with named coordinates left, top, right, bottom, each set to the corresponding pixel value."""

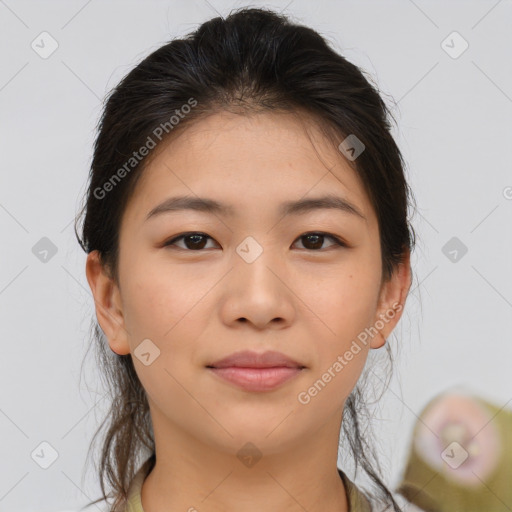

left=1, top=0, right=511, bottom=510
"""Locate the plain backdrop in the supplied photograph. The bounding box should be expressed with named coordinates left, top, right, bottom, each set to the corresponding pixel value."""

left=1, top=0, right=511, bottom=510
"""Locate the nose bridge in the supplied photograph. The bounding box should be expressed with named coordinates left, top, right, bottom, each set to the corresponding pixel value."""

left=233, top=234, right=280, bottom=290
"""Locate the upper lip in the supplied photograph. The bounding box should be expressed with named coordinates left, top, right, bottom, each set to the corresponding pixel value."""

left=207, top=350, right=305, bottom=369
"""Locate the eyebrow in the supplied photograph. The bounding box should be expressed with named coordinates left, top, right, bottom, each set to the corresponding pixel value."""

left=145, top=194, right=366, bottom=222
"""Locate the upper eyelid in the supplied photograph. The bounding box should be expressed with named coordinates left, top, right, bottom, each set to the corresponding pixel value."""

left=164, top=231, right=345, bottom=248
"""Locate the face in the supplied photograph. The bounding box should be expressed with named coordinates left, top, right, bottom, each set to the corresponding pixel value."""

left=86, top=110, right=410, bottom=458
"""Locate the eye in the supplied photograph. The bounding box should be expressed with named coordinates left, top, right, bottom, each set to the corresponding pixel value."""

left=162, top=231, right=347, bottom=251
left=163, top=232, right=219, bottom=251
left=293, top=232, right=347, bottom=251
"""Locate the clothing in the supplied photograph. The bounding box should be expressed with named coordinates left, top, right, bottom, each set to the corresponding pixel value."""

left=124, top=456, right=374, bottom=511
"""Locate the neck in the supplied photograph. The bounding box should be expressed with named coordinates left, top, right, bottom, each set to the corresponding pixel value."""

left=141, top=407, right=349, bottom=512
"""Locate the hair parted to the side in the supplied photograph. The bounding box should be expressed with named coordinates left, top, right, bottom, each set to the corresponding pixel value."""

left=75, top=7, right=417, bottom=511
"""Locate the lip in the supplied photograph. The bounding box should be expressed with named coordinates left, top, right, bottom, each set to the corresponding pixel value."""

left=208, top=350, right=304, bottom=369
left=206, top=350, right=306, bottom=392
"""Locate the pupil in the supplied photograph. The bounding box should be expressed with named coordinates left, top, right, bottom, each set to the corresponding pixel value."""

left=305, top=234, right=322, bottom=250
left=186, top=234, right=206, bottom=250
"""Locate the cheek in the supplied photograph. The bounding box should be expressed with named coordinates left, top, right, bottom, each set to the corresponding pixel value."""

left=121, top=267, right=206, bottom=417
left=121, top=257, right=205, bottom=339
left=296, top=262, right=381, bottom=342
left=294, top=260, right=380, bottom=401
left=121, top=261, right=219, bottom=396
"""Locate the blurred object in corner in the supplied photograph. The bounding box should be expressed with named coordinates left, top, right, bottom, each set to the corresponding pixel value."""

left=396, top=389, right=512, bottom=512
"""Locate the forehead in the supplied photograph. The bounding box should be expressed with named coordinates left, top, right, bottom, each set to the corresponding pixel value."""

left=122, top=110, right=374, bottom=227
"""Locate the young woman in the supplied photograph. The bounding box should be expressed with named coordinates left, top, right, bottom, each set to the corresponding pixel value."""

left=76, top=7, right=418, bottom=512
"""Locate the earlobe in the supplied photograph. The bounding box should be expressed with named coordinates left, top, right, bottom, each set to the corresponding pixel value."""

left=370, top=331, right=387, bottom=350
left=369, top=301, right=403, bottom=349
left=370, top=252, right=412, bottom=349
left=85, top=251, right=131, bottom=356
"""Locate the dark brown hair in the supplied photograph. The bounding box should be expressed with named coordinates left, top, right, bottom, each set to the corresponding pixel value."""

left=75, top=7, right=417, bottom=511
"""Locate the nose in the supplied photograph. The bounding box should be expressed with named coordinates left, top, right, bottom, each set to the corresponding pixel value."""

left=219, top=244, right=296, bottom=330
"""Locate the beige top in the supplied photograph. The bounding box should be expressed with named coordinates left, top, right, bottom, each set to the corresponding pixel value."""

left=124, top=457, right=373, bottom=512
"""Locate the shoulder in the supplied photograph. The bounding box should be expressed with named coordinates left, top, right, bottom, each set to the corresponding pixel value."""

left=339, top=468, right=426, bottom=512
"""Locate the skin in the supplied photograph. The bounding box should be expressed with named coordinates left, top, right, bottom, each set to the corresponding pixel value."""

left=86, top=110, right=411, bottom=512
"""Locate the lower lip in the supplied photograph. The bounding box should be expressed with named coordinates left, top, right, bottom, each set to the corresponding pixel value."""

left=208, top=366, right=303, bottom=392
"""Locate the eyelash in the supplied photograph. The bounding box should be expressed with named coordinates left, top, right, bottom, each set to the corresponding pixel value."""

left=162, top=231, right=347, bottom=252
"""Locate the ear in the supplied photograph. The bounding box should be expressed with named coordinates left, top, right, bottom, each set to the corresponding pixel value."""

left=85, top=250, right=131, bottom=355
left=370, top=249, right=412, bottom=349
